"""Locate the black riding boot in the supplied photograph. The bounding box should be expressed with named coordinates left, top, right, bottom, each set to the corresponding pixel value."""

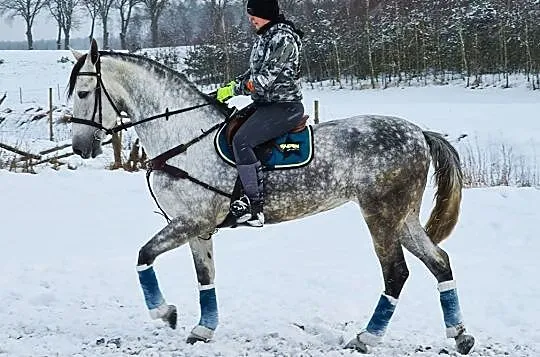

left=230, top=161, right=264, bottom=227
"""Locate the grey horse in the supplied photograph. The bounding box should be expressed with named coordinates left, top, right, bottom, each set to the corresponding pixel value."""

left=69, top=40, right=475, bottom=354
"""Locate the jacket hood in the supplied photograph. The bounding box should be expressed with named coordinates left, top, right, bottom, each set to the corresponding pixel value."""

left=257, top=15, right=304, bottom=39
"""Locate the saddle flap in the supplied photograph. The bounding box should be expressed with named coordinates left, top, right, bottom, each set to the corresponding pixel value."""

left=291, top=115, right=309, bottom=133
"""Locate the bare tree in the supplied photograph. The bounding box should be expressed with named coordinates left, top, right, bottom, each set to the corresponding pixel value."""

left=62, top=0, right=80, bottom=49
left=82, top=0, right=113, bottom=49
left=365, top=0, right=376, bottom=88
left=49, top=0, right=81, bottom=49
left=0, top=0, right=48, bottom=50
left=201, top=0, right=232, bottom=79
left=142, top=0, right=168, bottom=47
left=49, top=0, right=64, bottom=49
left=97, top=0, right=115, bottom=49
left=114, top=0, right=141, bottom=49
left=83, top=0, right=99, bottom=43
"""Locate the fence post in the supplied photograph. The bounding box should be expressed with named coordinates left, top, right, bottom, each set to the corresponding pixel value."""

left=314, top=100, right=319, bottom=124
left=57, top=83, right=61, bottom=101
left=49, top=88, right=54, bottom=141
left=19, top=87, right=22, bottom=104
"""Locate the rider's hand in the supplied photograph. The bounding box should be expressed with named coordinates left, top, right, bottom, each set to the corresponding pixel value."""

left=216, top=81, right=237, bottom=103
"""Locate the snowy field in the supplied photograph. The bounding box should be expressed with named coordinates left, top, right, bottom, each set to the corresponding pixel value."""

left=1, top=50, right=540, bottom=356
left=1, top=170, right=539, bottom=357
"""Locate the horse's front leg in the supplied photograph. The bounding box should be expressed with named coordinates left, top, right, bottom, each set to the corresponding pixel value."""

left=186, top=235, right=218, bottom=344
left=136, top=217, right=213, bottom=330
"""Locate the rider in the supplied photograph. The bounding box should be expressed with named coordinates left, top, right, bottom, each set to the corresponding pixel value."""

left=216, top=0, right=304, bottom=227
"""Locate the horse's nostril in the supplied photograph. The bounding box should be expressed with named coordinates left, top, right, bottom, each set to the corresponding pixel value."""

left=78, top=91, right=89, bottom=99
left=73, top=148, right=83, bottom=157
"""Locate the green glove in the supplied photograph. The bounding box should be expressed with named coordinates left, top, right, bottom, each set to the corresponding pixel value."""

left=216, top=81, right=237, bottom=103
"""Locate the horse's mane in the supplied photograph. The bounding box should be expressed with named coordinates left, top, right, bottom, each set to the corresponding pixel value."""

left=68, top=51, right=209, bottom=101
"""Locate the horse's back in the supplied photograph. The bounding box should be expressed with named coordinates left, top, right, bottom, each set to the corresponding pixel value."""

left=311, top=114, right=429, bottom=174
left=263, top=115, right=431, bottom=222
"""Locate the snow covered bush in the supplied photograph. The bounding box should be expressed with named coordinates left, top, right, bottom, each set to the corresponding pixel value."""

left=57, top=56, right=73, bottom=64
left=459, top=140, right=539, bottom=188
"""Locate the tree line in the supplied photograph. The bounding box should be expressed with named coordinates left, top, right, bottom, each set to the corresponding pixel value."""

left=0, top=0, right=165, bottom=50
left=181, top=0, right=540, bottom=89
left=1, top=0, right=539, bottom=89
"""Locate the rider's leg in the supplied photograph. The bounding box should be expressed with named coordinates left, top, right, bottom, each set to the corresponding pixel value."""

left=231, top=102, right=304, bottom=226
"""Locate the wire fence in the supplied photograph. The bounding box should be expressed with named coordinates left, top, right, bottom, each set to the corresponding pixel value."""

left=1, top=84, right=67, bottom=105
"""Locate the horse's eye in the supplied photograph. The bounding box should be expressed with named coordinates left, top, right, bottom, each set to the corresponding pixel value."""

left=77, top=91, right=90, bottom=99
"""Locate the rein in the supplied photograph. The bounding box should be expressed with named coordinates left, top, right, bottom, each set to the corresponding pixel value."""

left=73, top=54, right=233, bottom=222
left=145, top=121, right=232, bottom=222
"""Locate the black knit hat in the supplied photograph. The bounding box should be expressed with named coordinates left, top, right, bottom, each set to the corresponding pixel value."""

left=246, top=0, right=280, bottom=21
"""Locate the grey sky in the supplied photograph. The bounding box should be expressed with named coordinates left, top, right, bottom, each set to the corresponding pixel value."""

left=1, top=14, right=98, bottom=42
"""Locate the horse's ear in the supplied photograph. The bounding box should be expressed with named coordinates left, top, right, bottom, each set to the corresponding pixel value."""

left=90, top=38, right=99, bottom=65
left=71, top=48, right=84, bottom=61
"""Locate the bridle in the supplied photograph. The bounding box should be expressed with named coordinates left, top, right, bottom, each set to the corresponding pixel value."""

left=71, top=53, right=235, bottom=222
left=71, top=54, right=214, bottom=136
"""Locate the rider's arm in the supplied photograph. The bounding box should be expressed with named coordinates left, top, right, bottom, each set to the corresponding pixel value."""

left=249, top=32, right=297, bottom=96
left=234, top=70, right=252, bottom=95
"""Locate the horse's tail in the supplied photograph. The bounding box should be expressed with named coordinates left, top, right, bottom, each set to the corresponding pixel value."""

left=422, top=131, right=463, bottom=245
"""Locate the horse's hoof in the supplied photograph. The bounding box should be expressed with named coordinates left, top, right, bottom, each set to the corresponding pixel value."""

left=160, top=305, right=177, bottom=329
left=186, top=325, right=214, bottom=345
left=344, top=336, right=369, bottom=354
left=186, top=334, right=207, bottom=345
left=455, top=333, right=475, bottom=355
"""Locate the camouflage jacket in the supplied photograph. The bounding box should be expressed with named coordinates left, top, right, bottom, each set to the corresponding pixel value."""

left=234, top=21, right=303, bottom=103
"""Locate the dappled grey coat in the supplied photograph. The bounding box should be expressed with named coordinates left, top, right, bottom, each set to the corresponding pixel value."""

left=234, top=21, right=303, bottom=103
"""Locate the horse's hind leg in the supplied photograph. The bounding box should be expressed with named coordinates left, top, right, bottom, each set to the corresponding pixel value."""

left=136, top=217, right=213, bottom=330
left=401, top=215, right=475, bottom=355
left=345, top=216, right=409, bottom=353
left=186, top=236, right=219, bottom=344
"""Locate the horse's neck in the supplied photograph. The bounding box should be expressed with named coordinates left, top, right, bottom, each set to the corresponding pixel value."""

left=105, top=58, right=222, bottom=159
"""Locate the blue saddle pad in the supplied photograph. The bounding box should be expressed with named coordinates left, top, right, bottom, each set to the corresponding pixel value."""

left=214, top=124, right=314, bottom=170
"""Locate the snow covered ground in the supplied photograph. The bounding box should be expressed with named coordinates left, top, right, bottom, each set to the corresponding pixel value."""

left=1, top=169, right=539, bottom=356
left=1, top=50, right=540, bottom=356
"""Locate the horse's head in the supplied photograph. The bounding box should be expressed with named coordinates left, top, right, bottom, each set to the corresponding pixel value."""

left=69, top=39, right=118, bottom=158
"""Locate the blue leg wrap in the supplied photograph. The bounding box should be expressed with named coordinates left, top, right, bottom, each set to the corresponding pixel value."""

left=438, top=281, right=466, bottom=337
left=366, top=294, right=397, bottom=336
left=438, top=280, right=465, bottom=337
left=440, top=288, right=463, bottom=328
left=137, top=265, right=165, bottom=310
left=198, top=287, right=218, bottom=330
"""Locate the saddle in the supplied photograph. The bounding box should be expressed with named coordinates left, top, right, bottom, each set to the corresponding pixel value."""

left=225, top=105, right=309, bottom=145
left=214, top=105, right=314, bottom=171
left=215, top=106, right=314, bottom=229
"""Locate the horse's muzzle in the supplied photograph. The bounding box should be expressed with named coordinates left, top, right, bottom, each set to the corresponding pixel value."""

left=72, top=137, right=102, bottom=159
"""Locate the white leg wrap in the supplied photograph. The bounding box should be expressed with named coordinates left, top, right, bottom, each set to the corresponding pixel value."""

left=383, top=293, right=399, bottom=306
left=446, top=323, right=466, bottom=338
left=190, top=325, right=215, bottom=341
left=438, top=280, right=457, bottom=292
left=198, top=284, right=215, bottom=291
left=136, top=264, right=152, bottom=272
left=149, top=303, right=169, bottom=320
left=357, top=330, right=382, bottom=346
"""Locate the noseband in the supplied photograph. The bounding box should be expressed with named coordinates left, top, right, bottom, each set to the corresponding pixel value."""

left=71, top=56, right=122, bottom=135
